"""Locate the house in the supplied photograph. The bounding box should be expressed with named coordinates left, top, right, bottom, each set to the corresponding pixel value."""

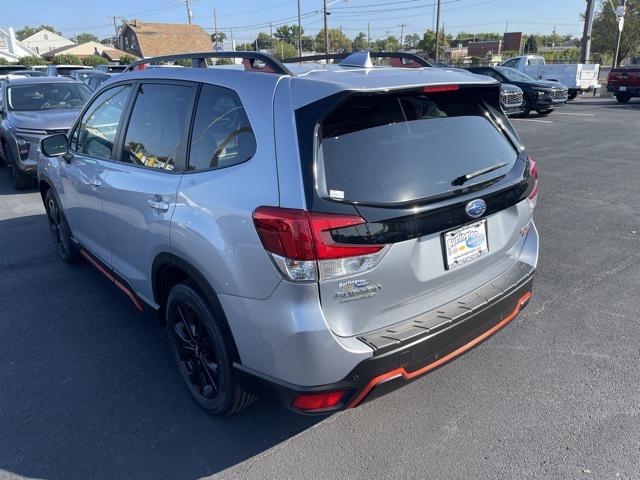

left=42, top=41, right=111, bottom=60
left=101, top=48, right=135, bottom=63
left=119, top=20, right=212, bottom=58
left=20, top=29, right=73, bottom=56
left=0, top=27, right=38, bottom=62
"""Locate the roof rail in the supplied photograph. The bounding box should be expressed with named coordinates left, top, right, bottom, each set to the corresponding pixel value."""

left=123, top=51, right=292, bottom=75
left=282, top=51, right=433, bottom=68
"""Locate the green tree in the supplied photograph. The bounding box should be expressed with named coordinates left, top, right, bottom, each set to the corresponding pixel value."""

left=275, top=25, right=302, bottom=45
left=315, top=28, right=352, bottom=54
left=82, top=55, right=108, bottom=67
left=0, top=58, right=9, bottom=65
left=301, top=35, right=315, bottom=52
left=210, top=32, right=227, bottom=44
left=272, top=40, right=297, bottom=59
left=119, top=54, right=136, bottom=65
left=74, top=33, right=99, bottom=44
left=16, top=25, right=61, bottom=41
left=352, top=32, right=368, bottom=51
left=256, top=32, right=273, bottom=50
left=592, top=0, right=640, bottom=63
left=18, top=56, right=46, bottom=66
left=523, top=35, right=539, bottom=54
left=51, top=54, right=81, bottom=65
left=404, top=33, right=420, bottom=49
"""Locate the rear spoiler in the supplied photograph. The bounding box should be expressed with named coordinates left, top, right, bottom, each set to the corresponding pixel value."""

left=282, top=51, right=433, bottom=69
left=123, top=51, right=292, bottom=75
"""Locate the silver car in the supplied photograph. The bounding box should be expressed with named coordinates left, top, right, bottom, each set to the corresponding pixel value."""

left=0, top=77, right=91, bottom=189
left=38, top=51, right=539, bottom=415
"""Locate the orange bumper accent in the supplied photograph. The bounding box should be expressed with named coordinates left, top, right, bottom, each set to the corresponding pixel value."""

left=348, top=291, right=532, bottom=408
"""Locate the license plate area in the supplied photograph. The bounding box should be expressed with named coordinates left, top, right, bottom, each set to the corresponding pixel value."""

left=443, top=219, right=489, bottom=270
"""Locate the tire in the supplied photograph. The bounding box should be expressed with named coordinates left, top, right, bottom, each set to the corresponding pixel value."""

left=616, top=92, right=631, bottom=104
left=536, top=109, right=554, bottom=115
left=518, top=96, right=531, bottom=117
left=166, top=282, right=255, bottom=415
left=44, top=188, right=80, bottom=263
left=11, top=165, right=34, bottom=190
left=567, top=91, right=578, bottom=100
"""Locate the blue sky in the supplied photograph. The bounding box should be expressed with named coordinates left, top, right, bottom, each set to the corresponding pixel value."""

left=4, top=0, right=589, bottom=43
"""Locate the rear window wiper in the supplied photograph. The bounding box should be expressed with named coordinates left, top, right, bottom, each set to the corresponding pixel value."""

left=451, top=161, right=510, bottom=186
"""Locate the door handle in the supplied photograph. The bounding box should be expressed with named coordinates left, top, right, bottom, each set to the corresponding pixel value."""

left=147, top=197, right=170, bottom=212
left=88, top=178, right=102, bottom=187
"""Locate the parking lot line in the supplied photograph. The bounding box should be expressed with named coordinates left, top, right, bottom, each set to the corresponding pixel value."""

left=512, top=118, right=554, bottom=124
left=553, top=112, right=596, bottom=116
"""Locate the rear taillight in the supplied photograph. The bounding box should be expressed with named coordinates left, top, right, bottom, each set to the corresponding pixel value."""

left=528, top=156, right=539, bottom=200
left=292, top=391, right=346, bottom=411
left=253, top=206, right=388, bottom=282
left=423, top=84, right=459, bottom=93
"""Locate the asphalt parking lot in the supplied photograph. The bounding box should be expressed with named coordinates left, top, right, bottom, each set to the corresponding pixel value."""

left=0, top=95, right=638, bottom=480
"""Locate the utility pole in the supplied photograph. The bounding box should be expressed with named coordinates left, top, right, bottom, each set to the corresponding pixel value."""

left=339, top=26, right=343, bottom=53
left=270, top=22, right=273, bottom=45
left=323, top=0, right=329, bottom=58
left=613, top=0, right=627, bottom=67
left=230, top=28, right=234, bottom=52
left=297, top=0, right=302, bottom=57
left=434, top=0, right=441, bottom=61
left=399, top=23, right=407, bottom=49
left=184, top=0, right=192, bottom=24
left=580, top=0, right=596, bottom=63
left=110, top=16, right=120, bottom=48
left=367, top=22, right=370, bottom=50
left=213, top=4, right=219, bottom=49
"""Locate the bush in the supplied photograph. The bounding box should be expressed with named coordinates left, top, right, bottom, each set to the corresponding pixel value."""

left=82, top=55, right=108, bottom=67
left=0, top=57, right=9, bottom=65
left=52, top=54, right=81, bottom=65
left=272, top=40, right=297, bottom=60
left=119, top=54, right=136, bottom=65
left=18, top=56, right=46, bottom=66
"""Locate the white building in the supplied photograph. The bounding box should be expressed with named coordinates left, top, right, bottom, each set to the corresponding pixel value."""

left=0, top=27, right=38, bottom=61
left=20, top=29, right=73, bottom=56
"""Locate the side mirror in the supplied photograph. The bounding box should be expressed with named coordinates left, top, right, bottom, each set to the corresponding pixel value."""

left=41, top=133, right=69, bottom=158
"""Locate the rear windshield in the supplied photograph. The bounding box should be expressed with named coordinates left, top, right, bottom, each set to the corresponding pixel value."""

left=318, top=88, right=517, bottom=205
left=56, top=67, right=87, bottom=77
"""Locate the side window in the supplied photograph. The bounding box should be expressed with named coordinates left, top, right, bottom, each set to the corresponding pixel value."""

left=71, top=84, right=132, bottom=160
left=483, top=70, right=502, bottom=81
left=503, top=58, right=519, bottom=69
left=120, top=83, right=196, bottom=171
left=188, top=84, right=257, bottom=171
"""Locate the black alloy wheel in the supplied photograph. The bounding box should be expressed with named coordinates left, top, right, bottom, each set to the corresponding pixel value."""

left=166, top=282, right=255, bottom=415
left=44, top=189, right=79, bottom=263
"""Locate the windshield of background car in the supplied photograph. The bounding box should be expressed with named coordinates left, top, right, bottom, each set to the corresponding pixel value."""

left=497, top=67, right=536, bottom=83
left=317, top=88, right=518, bottom=205
left=7, top=83, right=92, bottom=111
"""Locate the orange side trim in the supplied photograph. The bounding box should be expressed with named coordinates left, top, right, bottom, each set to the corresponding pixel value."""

left=80, top=250, right=144, bottom=312
left=348, top=291, right=532, bottom=408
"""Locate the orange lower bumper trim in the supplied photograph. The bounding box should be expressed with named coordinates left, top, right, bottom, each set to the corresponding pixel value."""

left=348, top=291, right=532, bottom=408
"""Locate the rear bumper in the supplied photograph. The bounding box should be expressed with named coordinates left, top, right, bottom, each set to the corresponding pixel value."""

left=607, top=85, right=640, bottom=95
left=234, top=266, right=535, bottom=414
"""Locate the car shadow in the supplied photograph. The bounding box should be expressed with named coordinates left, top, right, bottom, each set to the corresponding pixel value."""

left=0, top=166, right=38, bottom=195
left=0, top=213, right=321, bottom=480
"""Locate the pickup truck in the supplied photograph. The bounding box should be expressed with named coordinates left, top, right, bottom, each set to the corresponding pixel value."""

left=607, top=66, right=640, bottom=103
left=500, top=55, right=600, bottom=99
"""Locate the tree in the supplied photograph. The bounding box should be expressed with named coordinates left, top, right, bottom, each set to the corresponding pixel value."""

left=16, top=25, right=61, bottom=41
left=418, top=29, right=449, bottom=58
left=591, top=0, right=640, bottom=63
left=404, top=33, right=420, bottom=49
left=82, top=55, right=108, bottom=67
left=256, top=32, right=273, bottom=50
left=119, top=54, right=136, bottom=65
left=18, top=56, right=45, bottom=66
left=272, top=40, right=297, bottom=59
left=352, top=32, right=368, bottom=51
left=315, top=28, right=352, bottom=54
left=51, top=54, right=81, bottom=65
left=74, top=33, right=99, bottom=44
left=0, top=58, right=8, bottom=65
left=275, top=25, right=302, bottom=45
left=210, top=32, right=227, bottom=44
left=100, top=38, right=113, bottom=45
left=372, top=35, right=401, bottom=52
left=301, top=35, right=315, bottom=52
left=524, top=35, right=539, bottom=54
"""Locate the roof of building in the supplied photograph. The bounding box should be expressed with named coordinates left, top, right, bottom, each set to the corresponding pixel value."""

left=42, top=41, right=105, bottom=59
left=21, top=28, right=73, bottom=45
left=122, top=21, right=212, bottom=57
left=101, top=48, right=134, bottom=61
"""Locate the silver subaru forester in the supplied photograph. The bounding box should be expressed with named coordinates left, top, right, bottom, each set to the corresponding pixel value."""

left=38, top=51, right=539, bottom=415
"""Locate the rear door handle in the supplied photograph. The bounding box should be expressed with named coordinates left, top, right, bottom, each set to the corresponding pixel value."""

left=147, top=197, right=170, bottom=212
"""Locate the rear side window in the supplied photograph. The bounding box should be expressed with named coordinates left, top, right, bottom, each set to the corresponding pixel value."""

left=317, top=88, right=517, bottom=205
left=120, top=83, right=196, bottom=171
left=188, top=84, right=256, bottom=171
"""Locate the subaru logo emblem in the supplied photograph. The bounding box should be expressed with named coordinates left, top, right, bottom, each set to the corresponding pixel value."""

left=465, top=199, right=486, bottom=218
